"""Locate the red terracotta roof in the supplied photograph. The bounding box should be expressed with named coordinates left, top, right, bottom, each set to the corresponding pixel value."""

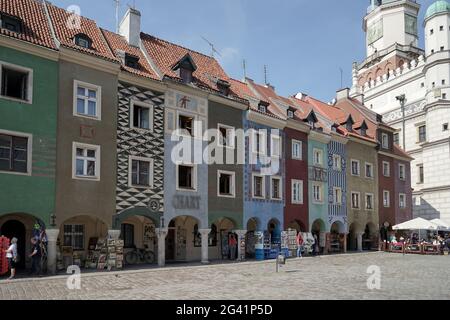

left=140, top=33, right=241, bottom=97
left=0, top=0, right=56, bottom=50
left=45, top=2, right=117, bottom=62
left=101, top=28, right=159, bottom=80
left=393, top=144, right=414, bottom=160
left=245, top=79, right=287, bottom=120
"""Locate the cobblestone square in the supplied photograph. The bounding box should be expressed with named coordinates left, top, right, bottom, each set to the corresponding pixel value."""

left=0, top=252, right=449, bottom=300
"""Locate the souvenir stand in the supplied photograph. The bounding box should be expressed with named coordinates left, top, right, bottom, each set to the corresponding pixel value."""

left=0, top=236, right=10, bottom=276
left=287, top=229, right=297, bottom=257
left=96, top=238, right=124, bottom=271
left=280, top=231, right=290, bottom=258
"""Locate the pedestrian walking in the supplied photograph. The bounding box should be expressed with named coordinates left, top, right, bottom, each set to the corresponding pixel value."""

left=5, top=237, right=18, bottom=280
left=296, top=232, right=304, bottom=258
left=29, top=238, right=41, bottom=276
left=229, top=234, right=237, bottom=260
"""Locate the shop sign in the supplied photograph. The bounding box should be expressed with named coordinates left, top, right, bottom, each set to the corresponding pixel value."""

left=172, top=195, right=201, bottom=210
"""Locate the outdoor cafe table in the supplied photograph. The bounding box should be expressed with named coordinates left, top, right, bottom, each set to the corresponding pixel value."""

left=405, top=243, right=422, bottom=254
left=422, top=244, right=440, bottom=255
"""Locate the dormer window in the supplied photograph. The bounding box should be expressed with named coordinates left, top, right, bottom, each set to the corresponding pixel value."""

left=305, top=111, right=318, bottom=129
left=74, top=34, right=92, bottom=49
left=1, top=14, right=22, bottom=33
left=358, top=121, right=368, bottom=136
left=217, top=79, right=230, bottom=96
left=259, top=105, right=266, bottom=113
left=125, top=54, right=139, bottom=69
left=172, top=53, right=197, bottom=84
left=287, top=110, right=294, bottom=119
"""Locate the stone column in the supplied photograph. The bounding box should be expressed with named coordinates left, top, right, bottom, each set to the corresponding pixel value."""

left=234, top=230, right=247, bottom=261
left=199, top=229, right=211, bottom=264
left=108, top=229, right=121, bottom=240
left=356, top=232, right=364, bottom=252
left=46, top=229, right=59, bottom=275
left=343, top=233, right=348, bottom=253
left=155, top=228, right=168, bottom=267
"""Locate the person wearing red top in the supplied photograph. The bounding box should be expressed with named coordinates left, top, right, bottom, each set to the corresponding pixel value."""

left=229, top=234, right=237, bottom=260
left=296, top=232, right=304, bottom=258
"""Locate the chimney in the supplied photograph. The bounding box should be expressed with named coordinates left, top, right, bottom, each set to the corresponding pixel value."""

left=336, top=88, right=350, bottom=101
left=353, top=93, right=365, bottom=104
left=119, top=8, right=141, bottom=47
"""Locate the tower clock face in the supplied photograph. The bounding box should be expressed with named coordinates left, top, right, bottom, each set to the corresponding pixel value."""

left=405, top=14, right=417, bottom=36
left=368, top=20, right=383, bottom=45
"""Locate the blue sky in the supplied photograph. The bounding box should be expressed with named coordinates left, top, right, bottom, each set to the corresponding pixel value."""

left=50, top=0, right=436, bottom=101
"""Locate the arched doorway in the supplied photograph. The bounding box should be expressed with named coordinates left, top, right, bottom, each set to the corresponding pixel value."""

left=1, top=220, right=26, bottom=269
left=347, top=223, right=357, bottom=251
left=59, top=215, right=108, bottom=270
left=330, top=221, right=346, bottom=253
left=212, top=218, right=237, bottom=260
left=267, top=218, right=281, bottom=245
left=166, top=216, right=201, bottom=263
left=311, top=219, right=325, bottom=234
left=245, top=217, right=260, bottom=259
left=0, top=213, right=44, bottom=271
left=287, top=220, right=306, bottom=232
left=363, top=223, right=378, bottom=251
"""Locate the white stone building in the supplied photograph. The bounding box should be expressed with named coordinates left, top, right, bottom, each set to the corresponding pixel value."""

left=350, top=0, right=450, bottom=224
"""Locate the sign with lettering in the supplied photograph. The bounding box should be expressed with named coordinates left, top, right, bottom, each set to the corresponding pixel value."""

left=172, top=195, right=201, bottom=210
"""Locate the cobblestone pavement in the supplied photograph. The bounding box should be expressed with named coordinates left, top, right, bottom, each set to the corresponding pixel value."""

left=0, top=252, right=449, bottom=300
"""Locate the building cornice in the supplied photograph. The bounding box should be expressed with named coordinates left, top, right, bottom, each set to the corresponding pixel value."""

left=309, top=130, right=331, bottom=144
left=414, top=185, right=450, bottom=194
left=348, top=135, right=378, bottom=147
left=0, top=36, right=59, bottom=61
left=118, top=72, right=166, bottom=93
left=378, top=150, right=413, bottom=162
left=59, top=47, right=120, bottom=75
left=247, top=110, right=286, bottom=129
left=208, top=94, right=248, bottom=111
left=331, top=132, right=348, bottom=145
left=166, top=80, right=209, bottom=99
left=286, top=119, right=311, bottom=133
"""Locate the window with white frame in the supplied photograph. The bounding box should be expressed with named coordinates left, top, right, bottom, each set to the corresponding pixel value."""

left=252, top=130, right=266, bottom=155
left=73, top=143, right=100, bottom=180
left=131, top=100, right=153, bottom=131
left=399, top=164, right=406, bottom=180
left=333, top=187, right=342, bottom=205
left=218, top=124, right=235, bottom=148
left=177, top=164, right=196, bottom=190
left=291, top=180, right=303, bottom=204
left=291, top=140, right=302, bottom=160
left=0, top=131, right=31, bottom=174
left=252, top=174, right=265, bottom=198
left=365, top=193, right=374, bottom=210
left=313, top=148, right=323, bottom=166
left=381, top=133, right=389, bottom=149
left=312, top=183, right=323, bottom=203
left=218, top=170, right=235, bottom=197
left=1, top=62, right=32, bottom=102
left=383, top=190, right=390, bottom=207
left=271, top=176, right=282, bottom=200
left=351, top=159, right=360, bottom=176
left=74, top=80, right=101, bottom=119
left=351, top=192, right=360, bottom=209
left=178, top=113, right=195, bottom=136
left=399, top=193, right=406, bottom=208
left=365, top=162, right=374, bottom=179
left=129, top=156, right=153, bottom=187
left=271, top=135, right=281, bottom=158
left=63, top=224, right=85, bottom=250
left=383, top=161, right=390, bottom=177
left=332, top=154, right=341, bottom=171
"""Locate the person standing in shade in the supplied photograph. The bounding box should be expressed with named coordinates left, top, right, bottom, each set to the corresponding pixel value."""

left=5, top=237, right=18, bottom=280
left=228, top=234, right=237, bottom=260
left=313, top=233, right=319, bottom=256
left=296, top=232, right=304, bottom=258
left=29, top=238, right=41, bottom=276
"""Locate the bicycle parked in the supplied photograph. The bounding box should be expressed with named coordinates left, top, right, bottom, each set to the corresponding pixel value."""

left=124, top=245, right=155, bottom=265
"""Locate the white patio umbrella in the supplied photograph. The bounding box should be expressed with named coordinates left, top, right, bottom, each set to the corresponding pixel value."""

left=392, top=218, right=439, bottom=241
left=430, top=219, right=450, bottom=231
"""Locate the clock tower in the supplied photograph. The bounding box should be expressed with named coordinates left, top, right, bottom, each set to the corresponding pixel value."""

left=365, top=0, right=420, bottom=57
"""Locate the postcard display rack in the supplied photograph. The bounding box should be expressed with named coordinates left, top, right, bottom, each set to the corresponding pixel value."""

left=83, top=238, right=124, bottom=271
left=0, top=236, right=10, bottom=275
left=287, top=229, right=297, bottom=257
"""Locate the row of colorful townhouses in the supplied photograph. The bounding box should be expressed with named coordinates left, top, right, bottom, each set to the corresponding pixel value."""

left=0, top=0, right=413, bottom=273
